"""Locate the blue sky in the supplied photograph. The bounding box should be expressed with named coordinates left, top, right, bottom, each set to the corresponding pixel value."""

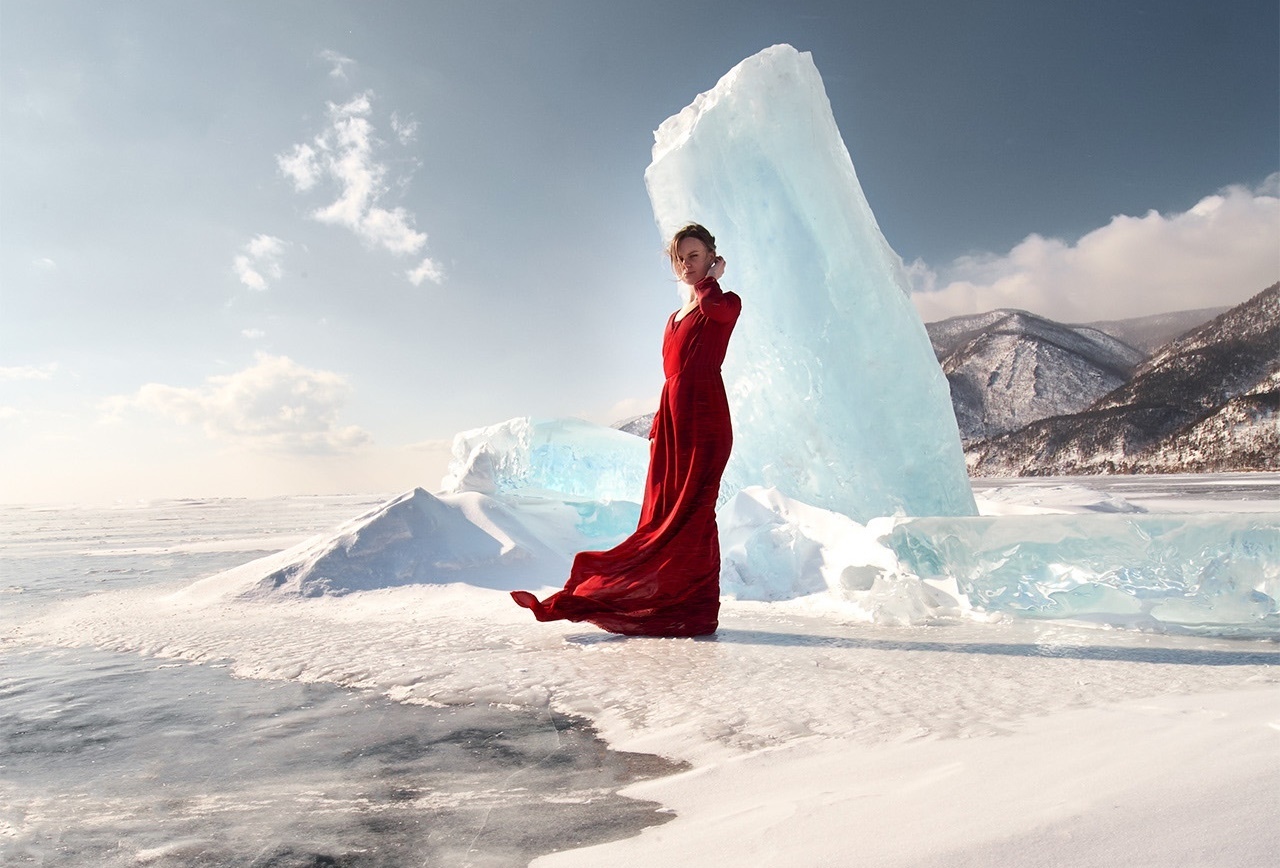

left=2, top=0, right=1277, bottom=503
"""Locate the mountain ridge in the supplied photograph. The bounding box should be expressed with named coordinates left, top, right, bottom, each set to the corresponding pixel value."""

left=931, top=309, right=1145, bottom=442
left=965, top=283, right=1279, bottom=475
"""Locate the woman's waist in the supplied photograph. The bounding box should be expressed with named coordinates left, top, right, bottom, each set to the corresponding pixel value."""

left=663, top=364, right=726, bottom=381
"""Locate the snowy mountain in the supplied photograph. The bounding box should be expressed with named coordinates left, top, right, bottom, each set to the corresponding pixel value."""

left=1141, top=370, right=1280, bottom=472
left=612, top=413, right=654, bottom=439
left=1080, top=306, right=1228, bottom=354
left=966, top=283, right=1280, bottom=475
left=927, top=310, right=1144, bottom=442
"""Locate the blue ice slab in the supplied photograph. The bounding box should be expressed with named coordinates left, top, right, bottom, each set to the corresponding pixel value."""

left=645, top=45, right=975, bottom=521
left=442, top=416, right=648, bottom=503
left=886, top=513, right=1280, bottom=637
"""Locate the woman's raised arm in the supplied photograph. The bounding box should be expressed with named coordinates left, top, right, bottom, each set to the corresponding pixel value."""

left=693, top=276, right=742, bottom=324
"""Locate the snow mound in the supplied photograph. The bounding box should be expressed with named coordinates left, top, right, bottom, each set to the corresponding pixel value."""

left=177, top=488, right=580, bottom=600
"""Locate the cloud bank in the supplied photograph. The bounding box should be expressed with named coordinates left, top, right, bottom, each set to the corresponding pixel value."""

left=105, top=354, right=372, bottom=454
left=0, top=363, right=58, bottom=382
left=910, top=175, right=1280, bottom=323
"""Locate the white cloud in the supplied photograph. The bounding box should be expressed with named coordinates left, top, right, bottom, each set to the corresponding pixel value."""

left=104, top=354, right=372, bottom=455
left=910, top=175, right=1280, bottom=323
left=0, top=406, right=23, bottom=423
left=277, top=88, right=442, bottom=279
left=0, top=363, right=57, bottom=381
left=32, top=257, right=57, bottom=271
left=407, top=256, right=445, bottom=286
left=391, top=112, right=419, bottom=145
left=277, top=143, right=320, bottom=191
left=233, top=234, right=286, bottom=291
left=320, top=49, right=356, bottom=80
left=241, top=328, right=266, bottom=339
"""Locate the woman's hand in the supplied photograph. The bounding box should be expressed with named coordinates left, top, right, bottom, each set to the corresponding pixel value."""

left=708, top=256, right=726, bottom=281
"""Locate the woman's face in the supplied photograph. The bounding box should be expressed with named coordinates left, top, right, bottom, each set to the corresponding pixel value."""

left=674, top=237, right=715, bottom=286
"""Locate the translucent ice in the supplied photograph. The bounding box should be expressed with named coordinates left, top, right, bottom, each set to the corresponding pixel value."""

left=645, top=44, right=975, bottom=521
left=886, top=513, right=1280, bottom=636
left=717, top=487, right=960, bottom=626
left=441, top=416, right=648, bottom=503
left=714, top=486, right=1279, bottom=635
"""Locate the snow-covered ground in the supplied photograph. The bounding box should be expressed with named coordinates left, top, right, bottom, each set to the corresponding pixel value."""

left=4, top=475, right=1278, bottom=866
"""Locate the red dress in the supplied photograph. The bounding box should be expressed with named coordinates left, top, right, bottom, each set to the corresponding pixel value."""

left=512, top=277, right=742, bottom=636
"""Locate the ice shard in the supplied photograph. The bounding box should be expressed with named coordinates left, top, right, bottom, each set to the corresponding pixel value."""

left=645, top=44, right=975, bottom=521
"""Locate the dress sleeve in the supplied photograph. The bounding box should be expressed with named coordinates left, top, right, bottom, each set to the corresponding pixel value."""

left=693, top=277, right=742, bottom=324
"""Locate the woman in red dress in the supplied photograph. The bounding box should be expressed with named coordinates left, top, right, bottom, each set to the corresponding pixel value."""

left=511, top=224, right=742, bottom=636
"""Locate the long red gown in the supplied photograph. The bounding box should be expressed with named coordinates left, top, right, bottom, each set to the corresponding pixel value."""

left=511, top=276, right=742, bottom=636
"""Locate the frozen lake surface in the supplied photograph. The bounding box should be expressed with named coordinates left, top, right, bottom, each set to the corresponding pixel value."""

left=2, top=646, right=681, bottom=867
left=2, top=476, right=1277, bottom=866
left=1, top=496, right=682, bottom=867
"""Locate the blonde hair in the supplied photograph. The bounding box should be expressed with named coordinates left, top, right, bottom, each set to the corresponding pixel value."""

left=667, top=223, right=717, bottom=302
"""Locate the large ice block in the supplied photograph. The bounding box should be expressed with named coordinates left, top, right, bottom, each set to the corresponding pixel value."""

left=886, top=513, right=1280, bottom=637
left=712, top=486, right=1279, bottom=635
left=645, top=44, right=975, bottom=521
left=441, top=416, right=648, bottom=504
